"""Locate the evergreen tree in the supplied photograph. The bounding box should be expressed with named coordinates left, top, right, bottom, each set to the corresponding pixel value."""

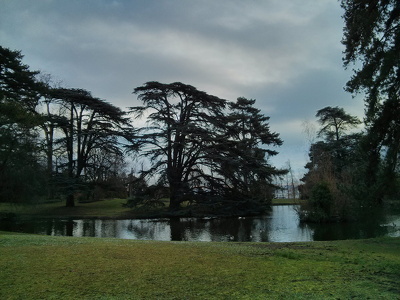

left=130, top=81, right=228, bottom=210
left=341, top=0, right=400, bottom=201
left=0, top=46, right=45, bottom=202
left=300, top=106, right=362, bottom=221
left=213, top=97, right=284, bottom=213
left=50, top=88, right=129, bottom=207
left=130, top=83, right=284, bottom=214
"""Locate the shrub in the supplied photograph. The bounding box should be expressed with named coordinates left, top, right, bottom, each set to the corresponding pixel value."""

left=124, top=185, right=167, bottom=209
left=301, top=182, right=333, bottom=223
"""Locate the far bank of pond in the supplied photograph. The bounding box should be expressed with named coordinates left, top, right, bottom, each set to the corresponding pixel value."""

left=1, top=205, right=399, bottom=242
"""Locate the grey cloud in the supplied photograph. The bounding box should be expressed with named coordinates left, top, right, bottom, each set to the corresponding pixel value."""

left=0, top=0, right=356, bottom=173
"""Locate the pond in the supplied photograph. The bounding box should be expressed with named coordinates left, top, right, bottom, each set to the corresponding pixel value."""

left=1, top=205, right=399, bottom=242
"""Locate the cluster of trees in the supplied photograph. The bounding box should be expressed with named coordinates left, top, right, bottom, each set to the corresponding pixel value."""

left=1, top=46, right=131, bottom=207
left=299, top=106, right=364, bottom=221
left=0, top=46, right=284, bottom=215
left=128, top=82, right=284, bottom=214
left=4, top=1, right=397, bottom=218
left=299, top=0, right=400, bottom=222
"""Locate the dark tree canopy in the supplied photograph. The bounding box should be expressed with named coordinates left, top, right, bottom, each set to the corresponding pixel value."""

left=300, top=106, right=363, bottom=222
left=0, top=46, right=43, bottom=109
left=316, top=106, right=361, bottom=142
left=130, top=82, right=283, bottom=214
left=341, top=0, right=400, bottom=198
left=130, top=82, right=228, bottom=209
left=0, top=46, right=46, bottom=202
left=342, top=0, right=400, bottom=110
left=215, top=97, right=284, bottom=211
left=49, top=88, right=129, bottom=207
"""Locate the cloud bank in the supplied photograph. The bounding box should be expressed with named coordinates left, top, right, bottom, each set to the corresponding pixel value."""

left=0, top=0, right=364, bottom=174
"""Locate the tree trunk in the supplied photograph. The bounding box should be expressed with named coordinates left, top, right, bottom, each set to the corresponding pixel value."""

left=170, top=218, right=183, bottom=240
left=46, top=128, right=54, bottom=200
left=168, top=169, right=183, bottom=210
left=65, top=104, right=75, bottom=208
left=169, top=190, right=181, bottom=210
left=168, top=181, right=183, bottom=210
left=66, top=194, right=75, bottom=207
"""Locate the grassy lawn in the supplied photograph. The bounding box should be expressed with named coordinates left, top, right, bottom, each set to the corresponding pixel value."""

left=0, top=232, right=399, bottom=299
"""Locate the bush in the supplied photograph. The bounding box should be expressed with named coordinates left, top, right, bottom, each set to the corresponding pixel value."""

left=0, top=163, right=47, bottom=204
left=301, top=182, right=333, bottom=223
left=124, top=185, right=167, bottom=209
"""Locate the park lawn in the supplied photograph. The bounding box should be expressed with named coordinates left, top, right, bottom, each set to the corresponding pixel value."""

left=0, top=232, right=399, bottom=299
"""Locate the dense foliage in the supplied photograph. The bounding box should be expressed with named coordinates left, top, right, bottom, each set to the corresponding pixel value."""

left=0, top=47, right=46, bottom=203
left=47, top=88, right=130, bottom=206
left=341, top=0, right=400, bottom=202
left=299, top=1, right=400, bottom=222
left=299, top=106, right=363, bottom=222
left=128, top=82, right=284, bottom=215
left=0, top=46, right=130, bottom=206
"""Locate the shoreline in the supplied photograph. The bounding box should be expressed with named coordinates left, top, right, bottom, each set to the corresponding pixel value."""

left=0, top=198, right=303, bottom=221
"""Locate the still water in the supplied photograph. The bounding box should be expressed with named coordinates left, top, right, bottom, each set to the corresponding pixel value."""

left=1, top=205, right=399, bottom=242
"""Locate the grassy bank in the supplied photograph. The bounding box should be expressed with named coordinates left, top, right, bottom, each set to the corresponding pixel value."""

left=0, top=232, right=399, bottom=299
left=0, top=198, right=138, bottom=219
left=0, top=198, right=301, bottom=220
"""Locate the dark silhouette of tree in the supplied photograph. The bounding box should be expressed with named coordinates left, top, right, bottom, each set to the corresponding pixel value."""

left=35, top=74, right=66, bottom=199
left=316, top=106, right=361, bottom=142
left=130, top=82, right=227, bottom=210
left=315, top=106, right=362, bottom=173
left=0, top=46, right=46, bottom=202
left=130, top=83, right=284, bottom=214
left=50, top=88, right=129, bottom=207
left=1, top=46, right=132, bottom=205
left=341, top=0, right=400, bottom=200
left=305, top=107, right=361, bottom=179
left=300, top=107, right=362, bottom=221
left=213, top=97, right=284, bottom=213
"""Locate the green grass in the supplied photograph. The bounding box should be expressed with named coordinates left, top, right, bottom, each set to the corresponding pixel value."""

left=0, top=232, right=399, bottom=299
left=0, top=198, right=138, bottom=219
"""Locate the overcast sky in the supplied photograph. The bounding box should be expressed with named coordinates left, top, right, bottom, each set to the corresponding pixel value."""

left=1, top=0, right=364, bottom=178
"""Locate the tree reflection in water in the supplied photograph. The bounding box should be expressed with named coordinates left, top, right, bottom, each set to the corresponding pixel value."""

left=1, top=206, right=399, bottom=242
